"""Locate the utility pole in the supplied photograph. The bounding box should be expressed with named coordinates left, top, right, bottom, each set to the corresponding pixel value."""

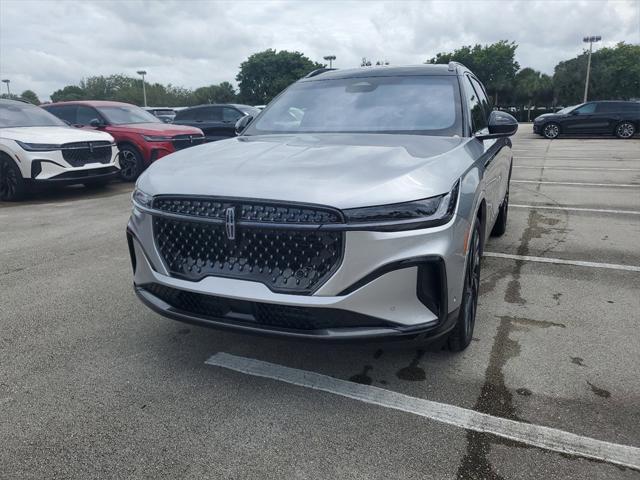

left=323, top=55, right=336, bottom=68
left=1, top=79, right=10, bottom=96
left=137, top=70, right=147, bottom=107
left=582, top=36, right=601, bottom=103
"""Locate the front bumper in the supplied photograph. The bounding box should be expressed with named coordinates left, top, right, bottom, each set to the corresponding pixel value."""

left=127, top=204, right=469, bottom=341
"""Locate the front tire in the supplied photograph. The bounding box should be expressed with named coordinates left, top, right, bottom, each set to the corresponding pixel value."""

left=542, top=123, right=560, bottom=139
left=119, top=145, right=144, bottom=182
left=447, top=221, right=481, bottom=352
left=615, top=121, right=636, bottom=139
left=0, top=155, right=26, bottom=201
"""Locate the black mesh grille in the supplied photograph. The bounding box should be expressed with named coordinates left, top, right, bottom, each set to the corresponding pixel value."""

left=152, top=197, right=342, bottom=224
left=142, top=283, right=386, bottom=331
left=153, top=217, right=343, bottom=294
left=61, top=141, right=112, bottom=166
left=172, top=134, right=205, bottom=151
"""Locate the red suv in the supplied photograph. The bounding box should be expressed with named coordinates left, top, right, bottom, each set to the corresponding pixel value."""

left=43, top=101, right=204, bottom=181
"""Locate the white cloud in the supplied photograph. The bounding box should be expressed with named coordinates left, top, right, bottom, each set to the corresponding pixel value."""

left=0, top=0, right=638, bottom=100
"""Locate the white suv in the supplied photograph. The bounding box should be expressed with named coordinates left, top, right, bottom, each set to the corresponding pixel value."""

left=0, top=99, right=120, bottom=201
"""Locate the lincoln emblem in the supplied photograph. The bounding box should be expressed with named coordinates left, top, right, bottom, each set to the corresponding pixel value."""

left=225, top=207, right=236, bottom=240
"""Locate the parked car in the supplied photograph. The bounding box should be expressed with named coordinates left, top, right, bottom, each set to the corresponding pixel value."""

left=0, top=99, right=120, bottom=201
left=43, top=101, right=204, bottom=181
left=172, top=104, right=260, bottom=142
left=144, top=107, right=176, bottom=123
left=128, top=64, right=518, bottom=351
left=533, top=100, right=640, bottom=139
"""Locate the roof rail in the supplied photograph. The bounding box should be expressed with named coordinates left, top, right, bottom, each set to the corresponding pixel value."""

left=304, top=68, right=337, bottom=78
left=447, top=61, right=467, bottom=73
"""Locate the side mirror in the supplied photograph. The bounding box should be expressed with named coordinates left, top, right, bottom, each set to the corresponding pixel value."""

left=89, top=118, right=104, bottom=128
left=476, top=111, right=518, bottom=139
left=235, top=115, right=253, bottom=135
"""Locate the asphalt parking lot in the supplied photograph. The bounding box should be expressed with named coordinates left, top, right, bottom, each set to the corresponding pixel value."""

left=1, top=127, right=639, bottom=479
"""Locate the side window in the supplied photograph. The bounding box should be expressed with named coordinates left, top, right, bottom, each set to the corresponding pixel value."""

left=76, top=106, right=101, bottom=125
left=175, top=109, right=195, bottom=121
left=196, top=107, right=222, bottom=122
left=223, top=108, right=243, bottom=123
left=46, top=105, right=77, bottom=124
left=469, top=77, right=491, bottom=115
left=465, top=77, right=487, bottom=133
left=574, top=103, right=596, bottom=115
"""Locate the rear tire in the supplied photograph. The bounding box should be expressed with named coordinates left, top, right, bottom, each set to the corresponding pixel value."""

left=447, top=221, right=481, bottom=352
left=542, top=122, right=560, bottom=139
left=491, top=186, right=509, bottom=237
left=0, top=155, right=27, bottom=201
left=119, top=145, right=144, bottom=182
left=615, top=121, right=635, bottom=139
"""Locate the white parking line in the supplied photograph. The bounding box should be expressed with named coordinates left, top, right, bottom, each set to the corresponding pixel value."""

left=510, top=204, right=640, bottom=215
left=514, top=166, right=640, bottom=172
left=205, top=352, right=640, bottom=470
left=484, top=252, right=640, bottom=272
left=512, top=180, right=640, bottom=187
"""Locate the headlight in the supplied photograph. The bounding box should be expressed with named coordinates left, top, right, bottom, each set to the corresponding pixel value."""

left=343, top=180, right=459, bottom=230
left=142, top=135, right=174, bottom=142
left=132, top=188, right=153, bottom=208
left=16, top=141, right=60, bottom=151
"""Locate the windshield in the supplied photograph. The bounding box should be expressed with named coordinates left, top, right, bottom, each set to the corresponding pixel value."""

left=246, top=75, right=462, bottom=136
left=237, top=105, right=261, bottom=116
left=556, top=105, right=580, bottom=114
left=97, top=105, right=161, bottom=125
left=0, top=102, right=67, bottom=128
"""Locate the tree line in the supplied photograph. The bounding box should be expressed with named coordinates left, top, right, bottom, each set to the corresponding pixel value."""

left=3, top=42, right=638, bottom=109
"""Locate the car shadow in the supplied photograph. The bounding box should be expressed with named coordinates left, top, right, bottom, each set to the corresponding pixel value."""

left=0, top=181, right=133, bottom=207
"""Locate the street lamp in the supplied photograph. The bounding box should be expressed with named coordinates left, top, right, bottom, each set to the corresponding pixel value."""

left=1, top=79, right=10, bottom=96
left=137, top=70, right=147, bottom=107
left=582, top=35, right=601, bottom=103
left=323, top=55, right=336, bottom=68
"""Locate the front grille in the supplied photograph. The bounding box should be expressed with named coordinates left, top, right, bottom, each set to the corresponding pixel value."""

left=61, top=141, right=112, bottom=166
left=153, top=196, right=342, bottom=224
left=172, top=134, right=205, bottom=151
left=142, top=283, right=386, bottom=331
left=153, top=217, right=343, bottom=294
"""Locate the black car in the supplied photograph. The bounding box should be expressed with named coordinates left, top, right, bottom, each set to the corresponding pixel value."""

left=173, top=104, right=260, bottom=142
left=533, top=101, right=639, bottom=139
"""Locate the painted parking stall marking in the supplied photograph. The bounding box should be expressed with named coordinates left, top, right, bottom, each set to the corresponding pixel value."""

left=512, top=180, right=640, bottom=188
left=510, top=204, right=640, bottom=216
left=205, top=352, right=640, bottom=470
left=484, top=252, right=640, bottom=272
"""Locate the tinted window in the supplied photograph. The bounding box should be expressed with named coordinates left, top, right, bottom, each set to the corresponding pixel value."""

left=249, top=75, right=462, bottom=136
left=196, top=107, right=221, bottom=122
left=619, top=103, right=640, bottom=113
left=0, top=102, right=67, bottom=128
left=223, top=107, right=243, bottom=122
left=175, top=109, right=196, bottom=121
left=76, top=106, right=101, bottom=125
left=465, top=77, right=487, bottom=132
left=46, top=105, right=77, bottom=124
left=573, top=103, right=596, bottom=115
left=96, top=105, right=160, bottom=125
left=469, top=76, right=491, bottom=116
left=595, top=103, right=618, bottom=113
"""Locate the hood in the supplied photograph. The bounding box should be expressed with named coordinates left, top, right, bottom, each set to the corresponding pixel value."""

left=137, top=133, right=474, bottom=209
left=108, top=123, right=203, bottom=136
left=0, top=126, right=113, bottom=144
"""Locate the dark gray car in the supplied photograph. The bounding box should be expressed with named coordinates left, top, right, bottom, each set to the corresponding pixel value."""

left=128, top=63, right=518, bottom=352
left=173, top=104, right=260, bottom=142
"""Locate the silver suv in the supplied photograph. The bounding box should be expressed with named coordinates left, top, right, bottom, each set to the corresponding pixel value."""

left=127, top=63, right=518, bottom=351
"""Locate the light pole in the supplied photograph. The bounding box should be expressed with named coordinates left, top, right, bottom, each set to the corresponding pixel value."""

left=582, top=35, right=601, bottom=103
left=1, top=79, right=10, bottom=96
left=323, top=55, right=336, bottom=68
left=137, top=70, right=147, bottom=107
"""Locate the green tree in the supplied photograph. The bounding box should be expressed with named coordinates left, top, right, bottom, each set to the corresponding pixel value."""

left=19, top=90, right=40, bottom=104
left=236, top=49, right=323, bottom=104
left=428, top=40, right=520, bottom=105
left=50, top=85, right=86, bottom=102
left=193, top=82, right=237, bottom=105
left=553, top=42, right=640, bottom=105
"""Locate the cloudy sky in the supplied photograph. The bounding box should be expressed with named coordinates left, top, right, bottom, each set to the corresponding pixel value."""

left=1, top=0, right=638, bottom=100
